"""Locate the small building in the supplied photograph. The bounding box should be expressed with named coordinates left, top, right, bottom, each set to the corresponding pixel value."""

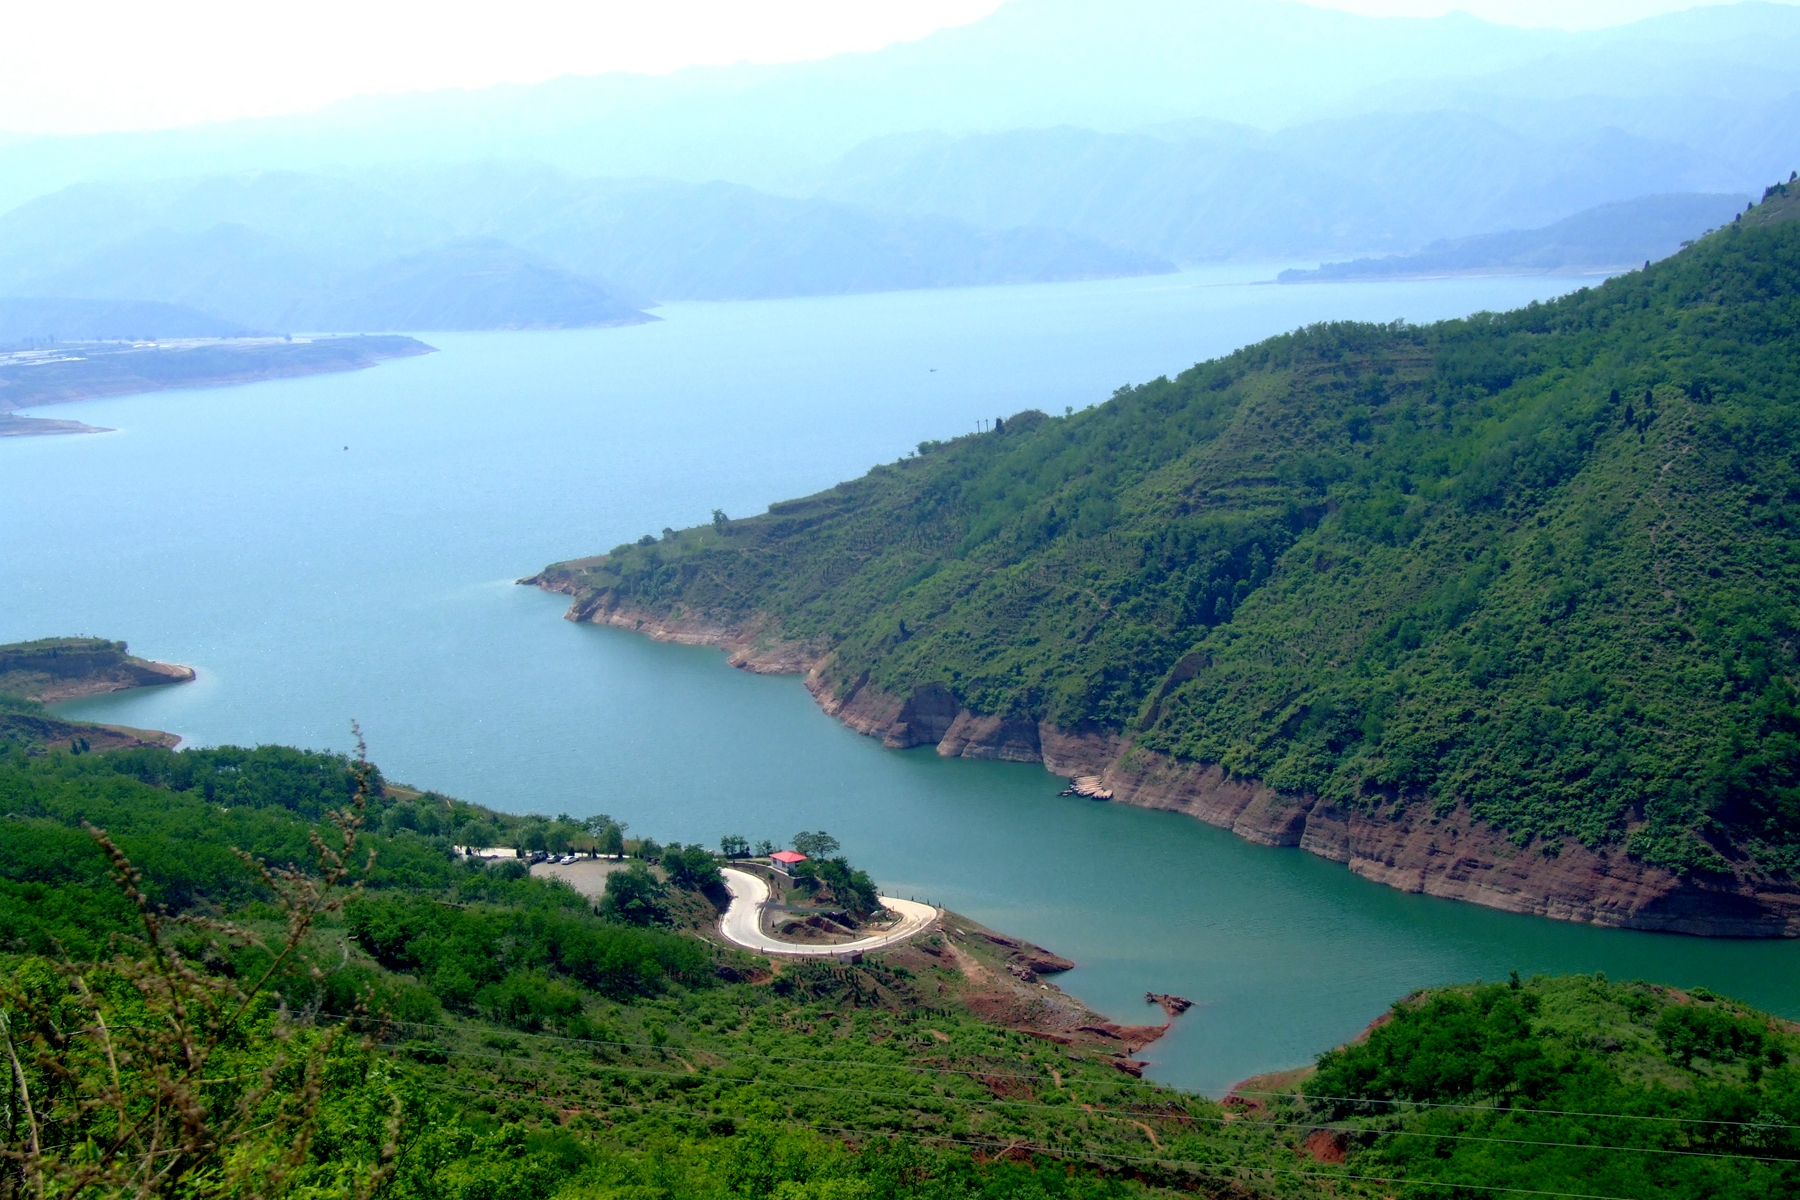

left=769, top=850, right=808, bottom=875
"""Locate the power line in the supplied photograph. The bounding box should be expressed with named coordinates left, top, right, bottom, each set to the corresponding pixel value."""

left=361, top=1014, right=1800, bottom=1135
left=1233, top=1089, right=1800, bottom=1133
left=412, top=1079, right=1649, bottom=1200
left=393, top=1036, right=1800, bottom=1165
left=358, top=1015, right=1064, bottom=1083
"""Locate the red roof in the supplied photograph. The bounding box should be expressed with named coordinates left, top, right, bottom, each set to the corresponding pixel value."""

left=769, top=850, right=808, bottom=863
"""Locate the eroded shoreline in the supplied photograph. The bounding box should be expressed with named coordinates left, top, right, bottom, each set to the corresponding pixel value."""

left=523, top=575, right=1800, bottom=938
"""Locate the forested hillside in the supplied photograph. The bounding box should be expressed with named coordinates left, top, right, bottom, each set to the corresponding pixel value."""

left=0, top=734, right=1193, bottom=1197
left=535, top=183, right=1800, bottom=886
left=6, top=723, right=1797, bottom=1195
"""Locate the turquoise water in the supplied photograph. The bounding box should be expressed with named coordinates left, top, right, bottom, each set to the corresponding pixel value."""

left=8, top=266, right=1795, bottom=1095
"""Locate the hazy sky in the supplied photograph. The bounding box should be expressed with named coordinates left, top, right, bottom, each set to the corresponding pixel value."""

left=0, top=0, right=1788, bottom=136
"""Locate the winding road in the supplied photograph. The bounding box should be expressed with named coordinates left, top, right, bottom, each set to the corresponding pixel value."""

left=718, top=867, right=939, bottom=957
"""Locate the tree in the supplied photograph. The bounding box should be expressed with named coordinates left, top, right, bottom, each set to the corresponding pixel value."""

left=712, top=509, right=729, bottom=533
left=581, top=815, right=626, bottom=856
left=719, top=834, right=750, bottom=859
left=599, top=864, right=665, bottom=925
left=791, top=856, right=881, bottom=917
left=545, top=820, right=583, bottom=854
left=792, top=831, right=840, bottom=859
left=754, top=839, right=775, bottom=857
left=661, top=844, right=722, bottom=891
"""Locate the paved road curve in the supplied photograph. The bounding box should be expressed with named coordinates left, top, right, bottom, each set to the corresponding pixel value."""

left=718, top=867, right=938, bottom=956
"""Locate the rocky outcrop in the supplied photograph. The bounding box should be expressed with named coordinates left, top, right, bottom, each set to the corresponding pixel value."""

left=525, top=581, right=821, bottom=675
left=532, top=584, right=1800, bottom=937
left=937, top=711, right=1044, bottom=762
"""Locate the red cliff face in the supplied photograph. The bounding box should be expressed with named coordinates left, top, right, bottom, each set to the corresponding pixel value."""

left=538, top=586, right=1800, bottom=937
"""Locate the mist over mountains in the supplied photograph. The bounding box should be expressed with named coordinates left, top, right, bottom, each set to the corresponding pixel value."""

left=812, top=114, right=1738, bottom=262
left=0, top=169, right=1165, bottom=332
left=0, top=0, right=1795, bottom=332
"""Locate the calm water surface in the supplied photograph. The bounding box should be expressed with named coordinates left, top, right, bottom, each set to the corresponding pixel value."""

left=7, top=267, right=1795, bottom=1094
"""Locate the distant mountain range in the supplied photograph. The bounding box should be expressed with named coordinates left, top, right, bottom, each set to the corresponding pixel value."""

left=809, top=115, right=1742, bottom=263
left=1277, top=192, right=1754, bottom=283
left=0, top=168, right=1168, bottom=333
left=0, top=0, right=1795, bottom=328
left=368, top=165, right=1170, bottom=301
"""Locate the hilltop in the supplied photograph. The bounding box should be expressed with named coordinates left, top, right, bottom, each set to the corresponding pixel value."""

left=530, top=182, right=1800, bottom=936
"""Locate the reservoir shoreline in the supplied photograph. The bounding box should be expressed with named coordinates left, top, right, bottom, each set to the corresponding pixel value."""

left=527, top=581, right=1800, bottom=939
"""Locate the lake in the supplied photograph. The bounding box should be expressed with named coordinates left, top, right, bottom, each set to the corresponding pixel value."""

left=8, top=266, right=1796, bottom=1096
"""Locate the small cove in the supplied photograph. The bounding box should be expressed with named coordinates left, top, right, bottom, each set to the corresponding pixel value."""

left=9, top=265, right=1796, bottom=1095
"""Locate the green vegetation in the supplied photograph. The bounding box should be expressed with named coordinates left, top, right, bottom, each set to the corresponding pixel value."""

left=6, top=730, right=1799, bottom=1196
left=537, top=187, right=1800, bottom=875
left=1278, top=973, right=1800, bottom=1197
left=601, top=861, right=669, bottom=924
left=0, top=733, right=1245, bottom=1198
left=792, top=855, right=883, bottom=919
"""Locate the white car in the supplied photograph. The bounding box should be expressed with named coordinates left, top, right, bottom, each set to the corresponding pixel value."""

left=559, top=854, right=578, bottom=865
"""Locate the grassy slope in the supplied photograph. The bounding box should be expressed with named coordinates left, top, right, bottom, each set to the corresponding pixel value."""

left=536, top=186, right=1800, bottom=877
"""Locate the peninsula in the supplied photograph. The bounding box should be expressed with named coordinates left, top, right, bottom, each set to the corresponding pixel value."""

left=0, top=334, right=433, bottom=436
left=528, top=181, right=1800, bottom=937
left=0, top=636, right=195, bottom=704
